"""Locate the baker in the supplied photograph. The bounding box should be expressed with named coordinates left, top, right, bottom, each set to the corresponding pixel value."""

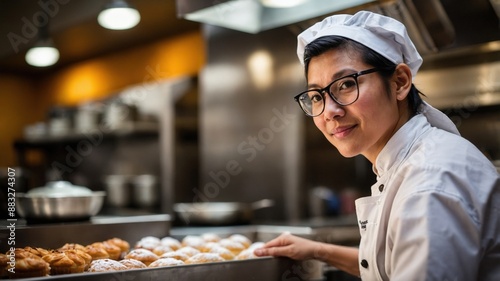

left=254, top=10, right=500, bottom=281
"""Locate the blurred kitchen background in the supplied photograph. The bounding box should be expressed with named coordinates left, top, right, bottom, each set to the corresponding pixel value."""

left=1, top=0, right=499, bottom=224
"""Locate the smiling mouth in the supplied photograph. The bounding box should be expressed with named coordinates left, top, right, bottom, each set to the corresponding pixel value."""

left=331, top=125, right=357, bottom=138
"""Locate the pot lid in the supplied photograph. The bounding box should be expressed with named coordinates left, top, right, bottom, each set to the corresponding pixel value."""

left=27, top=181, right=93, bottom=197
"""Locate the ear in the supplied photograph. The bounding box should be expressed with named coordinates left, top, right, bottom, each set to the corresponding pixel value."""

left=393, top=64, right=412, bottom=101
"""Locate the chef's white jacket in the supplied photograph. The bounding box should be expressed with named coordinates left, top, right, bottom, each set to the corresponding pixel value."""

left=355, top=114, right=500, bottom=281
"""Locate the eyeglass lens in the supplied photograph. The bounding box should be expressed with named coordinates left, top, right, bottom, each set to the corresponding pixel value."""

left=299, top=76, right=359, bottom=116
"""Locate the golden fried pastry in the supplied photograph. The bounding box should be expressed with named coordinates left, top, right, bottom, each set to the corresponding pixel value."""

left=42, top=249, right=86, bottom=275
left=228, top=234, right=251, bottom=248
left=160, top=237, right=182, bottom=251
left=152, top=245, right=173, bottom=256
left=106, top=238, right=130, bottom=259
left=123, top=249, right=158, bottom=266
left=235, top=248, right=259, bottom=260
left=100, top=242, right=121, bottom=260
left=148, top=257, right=184, bottom=267
left=85, top=244, right=110, bottom=260
left=218, top=239, right=245, bottom=256
left=6, top=249, right=50, bottom=279
left=207, top=245, right=235, bottom=261
left=199, top=242, right=219, bottom=253
left=201, top=233, right=221, bottom=243
left=0, top=253, right=9, bottom=278
left=59, top=243, right=86, bottom=252
left=135, top=236, right=161, bottom=251
left=119, top=259, right=147, bottom=269
left=88, top=258, right=127, bottom=272
left=54, top=248, right=92, bottom=271
left=22, top=247, right=50, bottom=258
left=181, top=235, right=206, bottom=251
left=248, top=242, right=265, bottom=250
left=159, top=251, right=190, bottom=262
left=175, top=246, right=200, bottom=257
left=185, top=253, right=224, bottom=264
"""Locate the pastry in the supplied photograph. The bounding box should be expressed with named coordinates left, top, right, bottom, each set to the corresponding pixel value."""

left=59, top=243, right=87, bottom=252
left=152, top=245, right=173, bottom=256
left=175, top=246, right=200, bottom=257
left=42, top=249, right=86, bottom=275
left=248, top=242, right=265, bottom=250
left=228, top=234, right=251, bottom=248
left=101, top=242, right=122, bottom=260
left=160, top=237, right=182, bottom=251
left=135, top=236, right=161, bottom=251
left=148, top=257, right=184, bottom=267
left=106, top=238, right=130, bottom=259
left=85, top=244, right=110, bottom=260
left=22, top=246, right=50, bottom=258
left=201, top=233, right=221, bottom=243
left=88, top=258, right=127, bottom=272
left=218, top=239, right=245, bottom=256
left=123, top=249, right=158, bottom=266
left=119, top=259, right=147, bottom=269
left=185, top=253, right=224, bottom=264
left=207, top=245, right=235, bottom=260
left=200, top=242, right=219, bottom=253
left=0, top=253, right=9, bottom=278
left=181, top=235, right=206, bottom=251
left=235, top=248, right=259, bottom=260
left=55, top=248, right=92, bottom=271
left=159, top=251, right=190, bottom=262
left=6, top=249, right=50, bottom=279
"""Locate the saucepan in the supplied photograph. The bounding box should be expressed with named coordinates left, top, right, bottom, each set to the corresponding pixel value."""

left=173, top=199, right=274, bottom=225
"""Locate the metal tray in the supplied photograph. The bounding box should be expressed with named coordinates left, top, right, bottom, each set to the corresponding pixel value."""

left=12, top=257, right=314, bottom=281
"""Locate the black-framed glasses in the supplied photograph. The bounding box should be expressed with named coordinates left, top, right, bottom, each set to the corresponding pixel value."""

left=294, top=68, right=380, bottom=117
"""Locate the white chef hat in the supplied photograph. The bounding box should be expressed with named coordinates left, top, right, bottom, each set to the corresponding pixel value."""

left=297, top=11, right=423, bottom=78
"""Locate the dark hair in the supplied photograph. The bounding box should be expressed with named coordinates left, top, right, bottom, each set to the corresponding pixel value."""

left=303, top=36, right=423, bottom=115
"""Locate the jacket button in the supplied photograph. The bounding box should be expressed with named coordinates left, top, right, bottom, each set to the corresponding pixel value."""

left=361, top=259, right=368, bottom=268
left=378, top=184, right=384, bottom=192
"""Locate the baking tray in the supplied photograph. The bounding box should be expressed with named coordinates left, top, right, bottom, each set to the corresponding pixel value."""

left=10, top=257, right=316, bottom=281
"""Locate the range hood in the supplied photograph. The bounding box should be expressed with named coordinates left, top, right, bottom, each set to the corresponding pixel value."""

left=177, top=0, right=376, bottom=34
left=177, top=0, right=500, bottom=56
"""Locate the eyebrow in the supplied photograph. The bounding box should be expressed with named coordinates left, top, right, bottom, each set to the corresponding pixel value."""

left=307, top=68, right=358, bottom=89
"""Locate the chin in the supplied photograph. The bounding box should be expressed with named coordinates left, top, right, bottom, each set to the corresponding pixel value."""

left=332, top=143, right=361, bottom=158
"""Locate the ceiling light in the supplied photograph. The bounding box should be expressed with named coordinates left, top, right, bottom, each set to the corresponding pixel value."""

left=260, top=0, right=309, bottom=8
left=25, top=29, right=59, bottom=68
left=98, top=0, right=141, bottom=30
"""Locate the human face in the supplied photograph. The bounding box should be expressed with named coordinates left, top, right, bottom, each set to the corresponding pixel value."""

left=307, top=49, right=403, bottom=163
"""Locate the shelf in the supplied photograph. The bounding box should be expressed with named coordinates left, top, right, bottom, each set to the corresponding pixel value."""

left=14, top=122, right=159, bottom=148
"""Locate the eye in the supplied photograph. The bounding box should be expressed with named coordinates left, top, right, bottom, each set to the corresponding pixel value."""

left=309, top=92, right=323, bottom=103
left=338, top=77, right=357, bottom=91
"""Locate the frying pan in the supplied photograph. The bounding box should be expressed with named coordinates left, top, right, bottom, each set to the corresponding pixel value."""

left=173, top=199, right=274, bottom=225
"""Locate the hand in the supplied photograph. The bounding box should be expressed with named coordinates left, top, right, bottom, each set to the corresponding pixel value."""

left=253, top=232, right=322, bottom=261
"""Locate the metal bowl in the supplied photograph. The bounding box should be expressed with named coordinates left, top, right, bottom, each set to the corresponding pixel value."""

left=16, top=191, right=106, bottom=221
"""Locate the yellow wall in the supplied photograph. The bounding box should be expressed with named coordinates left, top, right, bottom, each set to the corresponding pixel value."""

left=0, top=30, right=205, bottom=167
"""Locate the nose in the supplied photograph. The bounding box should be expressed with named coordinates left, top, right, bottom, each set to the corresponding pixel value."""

left=322, top=94, right=344, bottom=120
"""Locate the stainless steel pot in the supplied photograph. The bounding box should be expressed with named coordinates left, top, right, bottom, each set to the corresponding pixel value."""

left=16, top=181, right=106, bottom=221
left=16, top=192, right=106, bottom=221
left=173, top=199, right=274, bottom=225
